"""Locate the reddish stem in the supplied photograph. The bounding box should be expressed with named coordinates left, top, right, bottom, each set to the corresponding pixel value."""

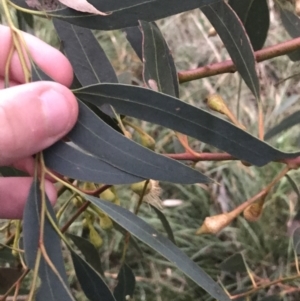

left=178, top=37, right=300, bottom=83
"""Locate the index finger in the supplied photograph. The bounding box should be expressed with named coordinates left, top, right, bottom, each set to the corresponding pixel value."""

left=0, top=25, right=73, bottom=86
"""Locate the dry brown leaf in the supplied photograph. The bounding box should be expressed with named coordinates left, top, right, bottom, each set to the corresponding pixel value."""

left=58, top=0, right=109, bottom=15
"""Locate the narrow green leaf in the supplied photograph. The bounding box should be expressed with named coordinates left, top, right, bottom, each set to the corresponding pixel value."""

left=23, top=179, right=74, bottom=301
left=228, top=0, right=269, bottom=50
left=265, top=111, right=300, bottom=140
left=279, top=6, right=300, bottom=60
left=69, top=248, right=116, bottom=301
left=31, top=62, right=54, bottom=82
left=286, top=174, right=300, bottom=203
left=259, top=296, right=281, bottom=301
left=113, top=264, right=136, bottom=301
left=201, top=1, right=260, bottom=99
left=43, top=141, right=144, bottom=184
left=0, top=166, right=28, bottom=177
left=75, top=83, right=300, bottom=166
left=84, top=195, right=230, bottom=301
left=219, top=253, right=247, bottom=273
left=67, top=234, right=104, bottom=275
left=139, top=21, right=178, bottom=97
left=293, top=226, right=300, bottom=255
left=53, top=19, right=118, bottom=85
left=125, top=25, right=179, bottom=97
left=11, top=0, right=222, bottom=30
left=68, top=100, right=211, bottom=184
left=86, top=0, right=156, bottom=12
left=151, top=205, right=176, bottom=244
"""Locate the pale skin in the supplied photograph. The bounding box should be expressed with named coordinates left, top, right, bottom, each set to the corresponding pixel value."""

left=0, top=25, right=79, bottom=219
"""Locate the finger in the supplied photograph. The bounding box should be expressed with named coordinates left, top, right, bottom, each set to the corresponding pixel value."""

left=0, top=25, right=73, bottom=86
left=0, top=81, right=78, bottom=165
left=0, top=78, right=19, bottom=89
left=0, top=177, right=57, bottom=219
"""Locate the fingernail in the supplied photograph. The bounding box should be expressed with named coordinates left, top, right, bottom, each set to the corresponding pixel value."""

left=40, top=88, right=73, bottom=137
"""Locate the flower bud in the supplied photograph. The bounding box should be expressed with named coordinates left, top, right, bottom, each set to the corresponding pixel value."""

left=196, top=213, right=233, bottom=235
left=88, top=225, right=103, bottom=249
left=205, top=94, right=227, bottom=115
left=100, top=188, right=116, bottom=202
left=99, top=215, right=113, bottom=230
left=130, top=181, right=152, bottom=196
left=243, top=198, right=265, bottom=222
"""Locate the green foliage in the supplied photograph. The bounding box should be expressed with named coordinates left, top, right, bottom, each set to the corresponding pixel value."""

left=1, top=0, right=300, bottom=300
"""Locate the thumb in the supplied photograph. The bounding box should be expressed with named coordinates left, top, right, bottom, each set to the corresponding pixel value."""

left=0, top=81, right=78, bottom=165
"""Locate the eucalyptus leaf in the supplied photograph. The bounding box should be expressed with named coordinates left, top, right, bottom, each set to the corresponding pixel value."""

left=11, top=0, right=222, bottom=30
left=69, top=248, right=116, bottom=301
left=23, top=179, right=74, bottom=301
left=265, top=111, right=300, bottom=140
left=139, top=21, right=179, bottom=97
left=201, top=1, right=260, bottom=99
left=113, top=264, right=136, bottom=301
left=228, top=0, right=269, bottom=50
left=67, top=100, right=211, bottom=184
left=75, top=83, right=300, bottom=166
left=43, top=141, right=144, bottom=184
left=83, top=195, right=230, bottom=301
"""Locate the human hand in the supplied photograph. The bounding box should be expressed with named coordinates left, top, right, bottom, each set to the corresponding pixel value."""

left=0, top=25, right=78, bottom=219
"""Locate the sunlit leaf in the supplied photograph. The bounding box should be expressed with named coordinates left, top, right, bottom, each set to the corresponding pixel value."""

left=75, top=83, right=300, bottom=166
left=201, top=1, right=260, bottom=99
left=83, top=195, right=230, bottom=301
left=113, top=264, right=136, bottom=301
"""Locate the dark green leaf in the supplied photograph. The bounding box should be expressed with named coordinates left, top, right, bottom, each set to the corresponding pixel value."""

left=259, top=296, right=281, bottom=301
left=228, top=0, right=269, bottom=50
left=23, top=179, right=74, bottom=301
left=69, top=248, right=116, bottom=301
left=12, top=0, right=222, bottom=30
left=67, top=233, right=104, bottom=275
left=279, top=7, right=300, bottom=61
left=219, top=253, right=247, bottom=273
left=124, top=26, right=143, bottom=60
left=84, top=195, right=230, bottom=301
left=139, top=21, right=178, bottom=97
left=293, top=226, right=300, bottom=255
left=43, top=141, right=144, bottom=184
left=151, top=205, right=176, bottom=244
left=53, top=19, right=118, bottom=85
left=286, top=174, right=300, bottom=203
left=201, top=1, right=260, bottom=99
left=86, top=0, right=156, bottom=12
left=68, top=100, right=211, bottom=184
left=265, top=111, right=300, bottom=140
left=0, top=166, right=28, bottom=177
left=16, top=10, right=34, bottom=31
left=31, top=62, right=54, bottom=82
left=113, top=264, right=136, bottom=301
left=125, top=25, right=179, bottom=97
left=76, top=83, right=300, bottom=166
